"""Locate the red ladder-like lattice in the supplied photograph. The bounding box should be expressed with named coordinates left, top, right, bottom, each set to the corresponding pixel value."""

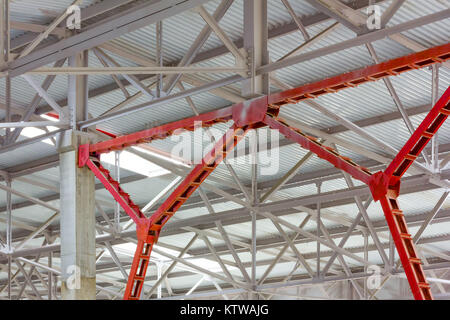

left=80, top=124, right=256, bottom=299
left=124, top=124, right=250, bottom=299
left=78, top=45, right=450, bottom=300
left=369, top=87, right=450, bottom=299
left=263, top=87, right=450, bottom=300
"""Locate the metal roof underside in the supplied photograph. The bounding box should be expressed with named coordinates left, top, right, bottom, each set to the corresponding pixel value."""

left=0, top=0, right=449, bottom=300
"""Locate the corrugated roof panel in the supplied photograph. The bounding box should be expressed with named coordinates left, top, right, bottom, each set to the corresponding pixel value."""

left=0, top=139, right=57, bottom=169
left=2, top=0, right=450, bottom=293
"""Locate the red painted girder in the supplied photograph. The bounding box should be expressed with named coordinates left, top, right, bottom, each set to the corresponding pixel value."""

left=123, top=124, right=249, bottom=300
left=123, top=239, right=155, bottom=300
left=85, top=158, right=145, bottom=225
left=147, top=124, right=249, bottom=232
left=89, top=106, right=234, bottom=155
left=78, top=43, right=450, bottom=301
left=385, top=86, right=450, bottom=182
left=263, top=115, right=373, bottom=185
left=268, top=43, right=450, bottom=106
left=87, top=44, right=449, bottom=156
left=379, top=192, right=432, bottom=300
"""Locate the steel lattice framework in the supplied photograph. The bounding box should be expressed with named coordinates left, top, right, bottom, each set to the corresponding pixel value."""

left=78, top=44, right=450, bottom=300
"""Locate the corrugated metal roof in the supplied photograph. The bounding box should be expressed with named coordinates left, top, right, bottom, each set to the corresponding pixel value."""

left=10, top=0, right=102, bottom=40
left=1, top=0, right=450, bottom=297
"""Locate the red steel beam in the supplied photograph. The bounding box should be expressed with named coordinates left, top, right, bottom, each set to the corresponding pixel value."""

left=366, top=88, right=450, bottom=300
left=89, top=106, right=234, bottom=155
left=85, top=158, right=145, bottom=225
left=123, top=124, right=251, bottom=300
left=87, top=43, right=450, bottom=156
left=268, top=43, right=450, bottom=106
left=81, top=96, right=271, bottom=300
left=146, top=125, right=250, bottom=232
left=385, top=86, right=450, bottom=182
left=79, top=43, right=450, bottom=301
left=263, top=114, right=373, bottom=185
left=379, top=192, right=433, bottom=300
left=368, top=86, right=450, bottom=201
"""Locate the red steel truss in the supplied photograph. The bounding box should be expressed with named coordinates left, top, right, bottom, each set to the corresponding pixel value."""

left=78, top=44, right=450, bottom=300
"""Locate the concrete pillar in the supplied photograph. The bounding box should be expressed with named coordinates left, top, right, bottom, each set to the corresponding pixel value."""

left=59, top=50, right=95, bottom=300
left=59, top=131, right=96, bottom=299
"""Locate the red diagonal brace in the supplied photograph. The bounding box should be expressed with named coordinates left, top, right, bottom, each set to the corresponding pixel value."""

left=89, top=106, right=234, bottom=155
left=85, top=158, right=144, bottom=225
left=263, top=108, right=441, bottom=300
left=88, top=45, right=450, bottom=157
left=365, top=87, right=450, bottom=300
left=268, top=43, right=450, bottom=106
left=263, top=114, right=373, bottom=185
left=385, top=86, right=450, bottom=184
left=78, top=44, right=450, bottom=301
left=147, top=124, right=250, bottom=232
left=379, top=191, right=432, bottom=300
left=123, top=124, right=250, bottom=300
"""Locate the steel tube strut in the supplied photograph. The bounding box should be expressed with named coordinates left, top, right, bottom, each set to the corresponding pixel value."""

left=78, top=45, right=450, bottom=300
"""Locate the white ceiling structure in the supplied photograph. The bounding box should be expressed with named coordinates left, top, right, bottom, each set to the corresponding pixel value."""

left=0, top=0, right=449, bottom=300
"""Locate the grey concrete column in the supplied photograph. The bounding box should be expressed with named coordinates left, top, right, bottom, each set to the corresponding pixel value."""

left=59, top=131, right=96, bottom=300
left=59, top=50, right=95, bottom=300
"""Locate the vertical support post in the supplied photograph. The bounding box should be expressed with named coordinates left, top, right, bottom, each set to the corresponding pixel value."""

left=5, top=173, right=12, bottom=299
left=242, top=0, right=269, bottom=98
left=5, top=75, right=10, bottom=141
left=5, top=176, right=11, bottom=253
left=54, top=271, right=58, bottom=299
left=3, top=0, right=10, bottom=141
left=363, top=231, right=368, bottom=300
left=431, top=64, right=440, bottom=173
left=67, top=50, right=89, bottom=129
left=79, top=50, right=89, bottom=126
left=114, top=151, right=121, bottom=233
left=251, top=129, right=258, bottom=300
left=316, top=182, right=322, bottom=279
left=1, top=4, right=11, bottom=299
left=48, top=250, right=53, bottom=300
left=67, top=56, right=76, bottom=129
left=251, top=130, right=258, bottom=203
left=0, top=0, right=9, bottom=66
left=156, top=21, right=163, bottom=98
left=3, top=0, right=11, bottom=141
left=1, top=0, right=11, bottom=145
left=59, top=131, right=96, bottom=300
left=59, top=50, right=95, bottom=300
left=156, top=262, right=163, bottom=299
left=0, top=0, right=4, bottom=69
left=7, top=256, right=11, bottom=299
left=251, top=212, right=256, bottom=293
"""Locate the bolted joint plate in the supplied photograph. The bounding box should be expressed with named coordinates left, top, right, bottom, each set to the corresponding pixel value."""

left=78, top=144, right=90, bottom=168
left=368, top=171, right=390, bottom=201
left=136, top=219, right=159, bottom=243
left=232, top=96, right=269, bottom=127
